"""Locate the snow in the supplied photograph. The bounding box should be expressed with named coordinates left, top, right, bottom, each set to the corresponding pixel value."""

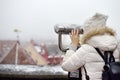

left=0, top=64, right=68, bottom=76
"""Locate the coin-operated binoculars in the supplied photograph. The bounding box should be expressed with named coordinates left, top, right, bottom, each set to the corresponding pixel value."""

left=54, top=24, right=83, bottom=52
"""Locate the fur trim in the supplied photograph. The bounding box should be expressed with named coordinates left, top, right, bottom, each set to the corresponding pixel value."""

left=81, top=26, right=115, bottom=44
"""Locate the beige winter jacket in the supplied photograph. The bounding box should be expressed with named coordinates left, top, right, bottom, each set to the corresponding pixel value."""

left=61, top=26, right=120, bottom=80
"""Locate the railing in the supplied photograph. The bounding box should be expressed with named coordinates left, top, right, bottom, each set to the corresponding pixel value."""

left=0, top=64, right=68, bottom=79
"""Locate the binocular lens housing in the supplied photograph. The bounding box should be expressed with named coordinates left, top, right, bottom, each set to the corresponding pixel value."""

left=54, top=26, right=83, bottom=34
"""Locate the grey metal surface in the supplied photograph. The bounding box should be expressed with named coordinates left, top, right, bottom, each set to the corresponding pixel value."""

left=0, top=64, right=68, bottom=78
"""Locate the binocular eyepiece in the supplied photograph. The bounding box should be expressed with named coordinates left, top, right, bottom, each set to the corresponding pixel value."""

left=54, top=24, right=83, bottom=34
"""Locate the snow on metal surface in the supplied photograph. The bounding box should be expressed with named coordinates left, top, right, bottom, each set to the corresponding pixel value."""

left=0, top=64, right=68, bottom=75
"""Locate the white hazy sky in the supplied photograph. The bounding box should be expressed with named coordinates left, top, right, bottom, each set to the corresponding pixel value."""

left=0, top=0, right=120, bottom=43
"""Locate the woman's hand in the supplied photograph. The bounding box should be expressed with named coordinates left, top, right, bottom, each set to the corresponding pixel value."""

left=69, top=29, right=80, bottom=47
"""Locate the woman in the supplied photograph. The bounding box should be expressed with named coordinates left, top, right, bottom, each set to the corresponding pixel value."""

left=61, top=26, right=120, bottom=80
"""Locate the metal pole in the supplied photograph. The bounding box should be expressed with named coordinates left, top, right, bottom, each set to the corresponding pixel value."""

left=15, top=32, right=19, bottom=65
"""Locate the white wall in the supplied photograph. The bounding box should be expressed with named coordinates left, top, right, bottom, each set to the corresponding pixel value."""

left=0, top=0, right=120, bottom=43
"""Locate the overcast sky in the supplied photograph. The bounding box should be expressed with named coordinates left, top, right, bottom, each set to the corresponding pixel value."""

left=0, top=0, right=120, bottom=43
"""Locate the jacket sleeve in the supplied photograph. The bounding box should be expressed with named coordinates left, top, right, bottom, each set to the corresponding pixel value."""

left=61, top=45, right=87, bottom=72
left=117, top=41, right=120, bottom=59
left=62, top=43, right=78, bottom=62
left=116, top=43, right=120, bottom=60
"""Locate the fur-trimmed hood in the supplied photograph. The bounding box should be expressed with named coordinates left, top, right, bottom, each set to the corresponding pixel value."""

left=81, top=26, right=118, bottom=51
